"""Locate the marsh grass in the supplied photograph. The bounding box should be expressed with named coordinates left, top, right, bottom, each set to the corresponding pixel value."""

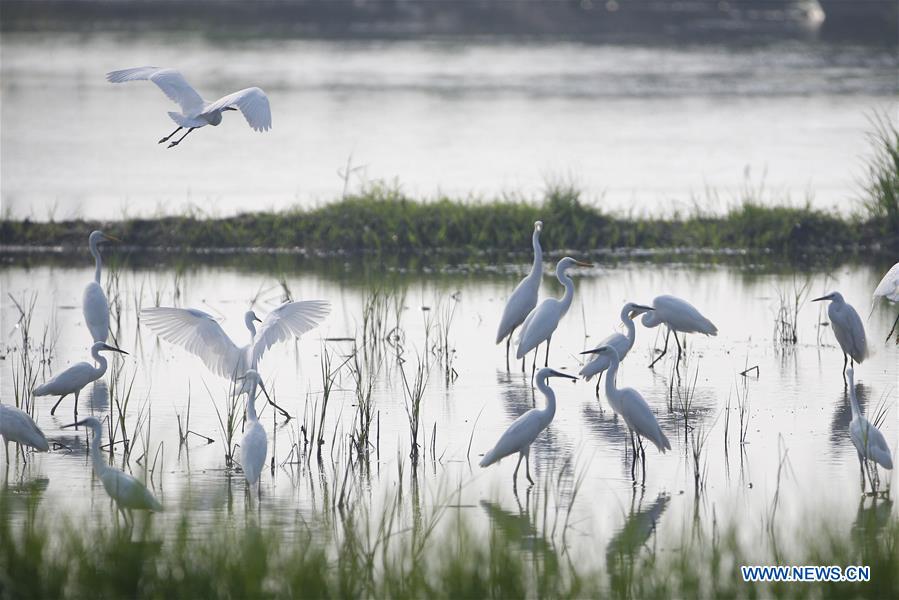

left=860, top=112, right=899, bottom=237
left=773, top=278, right=811, bottom=345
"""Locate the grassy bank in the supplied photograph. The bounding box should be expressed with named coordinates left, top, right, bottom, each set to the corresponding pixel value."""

left=1, top=488, right=897, bottom=599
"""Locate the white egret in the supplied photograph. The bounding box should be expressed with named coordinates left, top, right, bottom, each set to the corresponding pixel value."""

left=106, top=67, right=272, bottom=148
left=83, top=230, right=119, bottom=343
left=238, top=370, right=270, bottom=494
left=812, top=291, right=867, bottom=382
left=846, top=369, right=893, bottom=490
left=641, top=295, right=717, bottom=368
left=141, top=300, right=329, bottom=418
left=0, top=404, right=50, bottom=463
left=515, top=257, right=592, bottom=366
left=873, top=262, right=899, bottom=342
left=496, top=221, right=543, bottom=370
left=581, top=345, right=670, bottom=475
left=33, top=342, right=128, bottom=419
left=580, top=302, right=654, bottom=393
left=63, top=417, right=162, bottom=516
left=479, top=367, right=577, bottom=486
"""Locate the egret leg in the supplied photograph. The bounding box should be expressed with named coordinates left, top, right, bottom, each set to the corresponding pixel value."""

left=857, top=452, right=866, bottom=493
left=168, top=127, right=196, bottom=148
left=266, top=397, right=293, bottom=421
left=674, top=333, right=683, bottom=362
left=544, top=335, right=552, bottom=367
left=524, top=449, right=534, bottom=485
left=505, top=326, right=517, bottom=372
left=843, top=353, right=849, bottom=386
left=649, top=328, right=671, bottom=368
left=513, top=453, right=524, bottom=484
left=531, top=345, right=537, bottom=373
left=3, top=440, right=8, bottom=465
left=521, top=355, right=526, bottom=373
left=50, top=394, right=68, bottom=416
left=886, top=311, right=899, bottom=343
left=73, top=390, right=80, bottom=421
left=158, top=126, right=182, bottom=144
left=595, top=371, right=603, bottom=397
left=638, top=436, right=646, bottom=477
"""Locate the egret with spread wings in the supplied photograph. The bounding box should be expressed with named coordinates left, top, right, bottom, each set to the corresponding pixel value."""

left=106, top=67, right=272, bottom=148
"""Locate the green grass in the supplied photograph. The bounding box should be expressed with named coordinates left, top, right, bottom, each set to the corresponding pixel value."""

left=1, top=488, right=897, bottom=599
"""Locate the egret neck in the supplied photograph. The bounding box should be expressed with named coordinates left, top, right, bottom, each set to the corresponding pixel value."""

left=620, top=305, right=637, bottom=351
left=528, top=227, right=543, bottom=281
left=535, top=374, right=557, bottom=426
left=603, top=352, right=623, bottom=412
left=556, top=262, right=577, bottom=317
left=86, top=420, right=109, bottom=477
left=89, top=235, right=103, bottom=284
left=246, top=380, right=259, bottom=423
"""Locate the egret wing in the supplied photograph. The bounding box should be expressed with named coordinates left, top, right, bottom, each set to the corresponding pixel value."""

left=141, top=307, right=243, bottom=378
left=83, top=281, right=110, bottom=343
left=873, top=262, right=899, bottom=301
left=201, top=87, right=272, bottom=131
left=241, top=422, right=268, bottom=486
left=106, top=67, right=205, bottom=114
left=250, top=300, right=330, bottom=367
left=621, top=388, right=670, bottom=452
left=479, top=409, right=543, bottom=467
left=496, top=275, right=540, bottom=343
left=0, top=405, right=49, bottom=451
left=33, top=362, right=96, bottom=396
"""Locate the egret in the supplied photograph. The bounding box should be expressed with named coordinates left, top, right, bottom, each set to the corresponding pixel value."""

left=516, top=257, right=592, bottom=367
left=812, top=292, right=867, bottom=383
left=873, top=262, right=899, bottom=342
left=846, top=369, right=893, bottom=490
left=479, top=367, right=577, bottom=486
left=83, top=230, right=119, bottom=343
left=238, top=370, right=270, bottom=494
left=106, top=67, right=272, bottom=148
left=63, top=417, right=162, bottom=516
left=580, top=345, right=670, bottom=475
left=580, top=302, right=654, bottom=393
left=0, top=404, right=50, bottom=463
left=496, top=221, right=543, bottom=370
left=141, top=300, right=329, bottom=418
left=33, top=342, right=128, bottom=419
left=640, top=295, right=717, bottom=368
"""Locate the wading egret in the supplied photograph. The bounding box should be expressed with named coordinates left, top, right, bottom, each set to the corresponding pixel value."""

left=640, top=295, right=717, bottom=368
left=0, top=404, right=50, bottom=463
left=238, top=370, right=270, bottom=494
left=479, top=367, right=577, bottom=486
left=63, top=417, right=162, bottom=516
left=812, top=292, right=867, bottom=382
left=83, top=230, right=119, bottom=343
left=580, top=303, right=654, bottom=393
left=846, top=369, right=893, bottom=490
left=106, top=67, right=272, bottom=148
left=141, top=301, right=329, bottom=418
left=873, top=262, right=899, bottom=342
left=496, top=221, right=543, bottom=370
left=516, top=257, right=592, bottom=366
left=581, top=346, right=670, bottom=475
left=33, top=342, right=128, bottom=419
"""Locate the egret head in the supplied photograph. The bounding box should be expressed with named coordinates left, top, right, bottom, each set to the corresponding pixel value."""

left=812, top=291, right=844, bottom=304
left=244, top=310, right=263, bottom=330
left=534, top=220, right=543, bottom=233
left=89, top=230, right=120, bottom=246
left=92, top=341, right=128, bottom=355
left=580, top=344, right=620, bottom=360
left=556, top=256, right=593, bottom=274
left=624, top=302, right=654, bottom=320
left=535, top=367, right=578, bottom=383
left=237, top=369, right=271, bottom=402
left=62, top=415, right=104, bottom=433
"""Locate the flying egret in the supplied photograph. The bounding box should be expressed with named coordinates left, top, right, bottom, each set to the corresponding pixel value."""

left=33, top=342, right=128, bottom=419
left=516, top=257, right=592, bottom=367
left=238, top=370, right=270, bottom=494
left=496, top=221, right=543, bottom=370
left=106, top=67, right=272, bottom=148
left=0, top=404, right=50, bottom=463
left=83, top=230, right=119, bottom=343
left=141, top=300, right=329, bottom=418
left=873, top=262, right=899, bottom=342
left=580, top=302, right=654, bottom=394
left=581, top=345, right=670, bottom=475
left=812, top=291, right=867, bottom=383
left=846, top=369, right=893, bottom=491
left=641, top=295, right=717, bottom=368
left=479, top=367, right=577, bottom=486
left=63, top=417, right=162, bottom=516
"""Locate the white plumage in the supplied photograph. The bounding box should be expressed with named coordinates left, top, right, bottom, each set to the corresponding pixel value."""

left=82, top=230, right=118, bottom=343
left=0, top=404, right=50, bottom=462
left=873, top=262, right=899, bottom=343
left=846, top=369, right=893, bottom=472
left=65, top=416, right=162, bottom=512
left=480, top=368, right=577, bottom=485
left=516, top=257, right=592, bottom=362
left=641, top=295, right=717, bottom=368
left=141, top=300, right=330, bottom=380
left=812, top=292, right=867, bottom=378
left=496, top=221, right=543, bottom=352
left=33, top=342, right=128, bottom=418
left=107, top=66, right=272, bottom=147
left=239, top=370, right=269, bottom=492
left=580, top=302, right=654, bottom=381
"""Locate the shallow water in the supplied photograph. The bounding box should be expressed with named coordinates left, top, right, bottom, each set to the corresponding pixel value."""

left=1, top=33, right=896, bottom=220
left=1, top=255, right=897, bottom=557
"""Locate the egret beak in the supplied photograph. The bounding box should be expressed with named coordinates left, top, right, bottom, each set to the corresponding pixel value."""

left=548, top=369, right=578, bottom=381
left=101, top=343, right=128, bottom=355
left=629, top=304, right=654, bottom=319
left=62, top=419, right=89, bottom=429
left=580, top=345, right=609, bottom=356
left=811, top=295, right=830, bottom=302
left=254, top=316, right=263, bottom=323
left=575, top=260, right=593, bottom=268
left=224, top=107, right=238, bottom=112
left=102, top=234, right=122, bottom=243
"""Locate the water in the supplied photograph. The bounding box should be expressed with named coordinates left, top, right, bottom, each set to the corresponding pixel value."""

left=2, top=255, right=897, bottom=556
left=2, top=33, right=896, bottom=220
